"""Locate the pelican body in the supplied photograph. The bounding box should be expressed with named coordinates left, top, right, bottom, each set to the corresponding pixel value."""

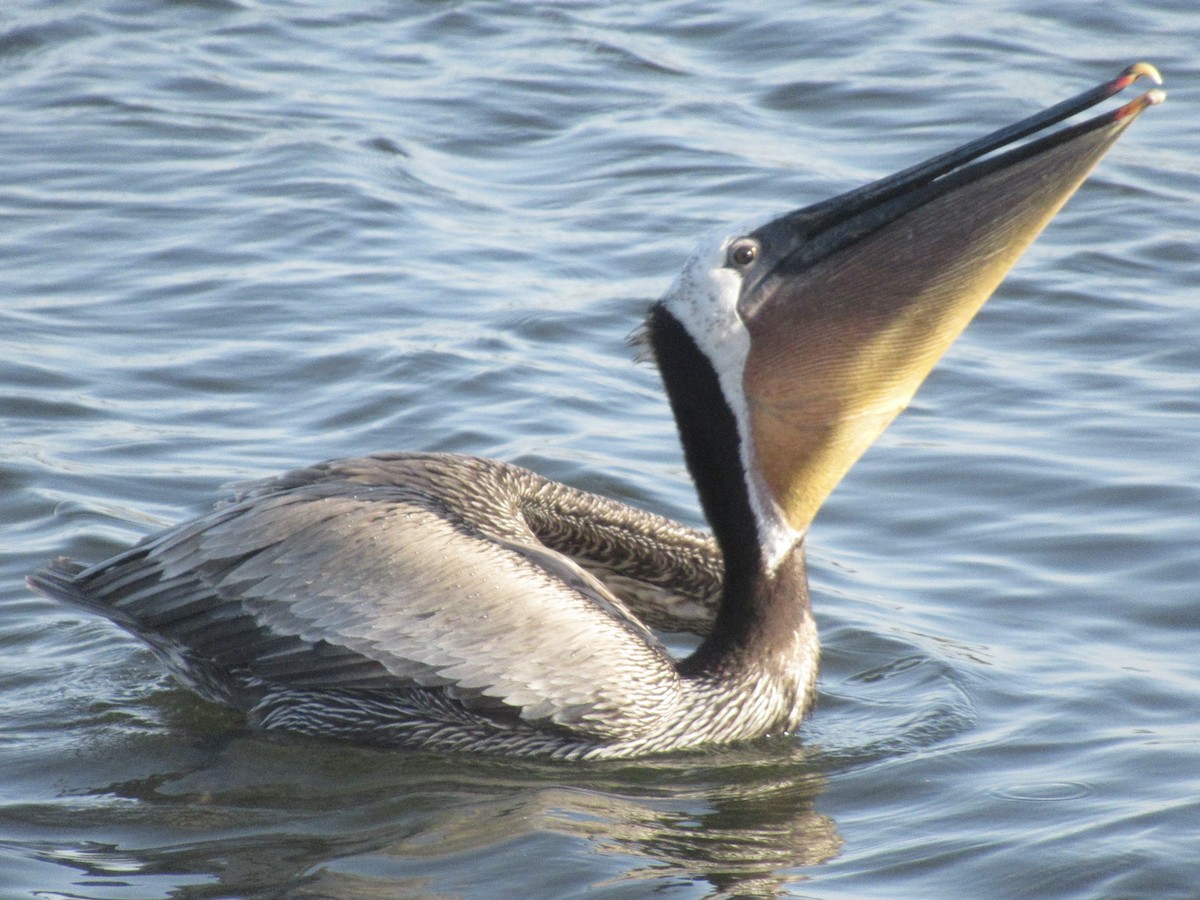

left=28, top=67, right=1163, bottom=759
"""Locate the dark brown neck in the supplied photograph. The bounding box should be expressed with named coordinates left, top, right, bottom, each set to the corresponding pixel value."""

left=645, top=304, right=813, bottom=676
left=679, top=540, right=811, bottom=679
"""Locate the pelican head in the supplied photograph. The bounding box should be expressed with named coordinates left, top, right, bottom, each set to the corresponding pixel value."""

left=649, top=64, right=1164, bottom=566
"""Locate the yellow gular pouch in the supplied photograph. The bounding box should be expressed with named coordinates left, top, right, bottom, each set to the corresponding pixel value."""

left=742, top=115, right=1143, bottom=534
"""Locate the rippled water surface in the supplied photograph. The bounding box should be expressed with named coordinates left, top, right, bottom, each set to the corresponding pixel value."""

left=2, top=2, right=1197, bottom=897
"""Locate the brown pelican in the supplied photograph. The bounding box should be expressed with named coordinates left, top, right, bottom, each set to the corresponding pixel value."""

left=28, top=65, right=1163, bottom=759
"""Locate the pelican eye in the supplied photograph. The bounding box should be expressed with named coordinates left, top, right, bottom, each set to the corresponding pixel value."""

left=729, top=240, right=758, bottom=267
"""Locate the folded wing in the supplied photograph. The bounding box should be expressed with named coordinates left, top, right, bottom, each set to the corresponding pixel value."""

left=29, top=454, right=706, bottom=743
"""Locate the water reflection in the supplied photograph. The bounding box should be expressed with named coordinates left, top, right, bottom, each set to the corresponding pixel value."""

left=48, top=725, right=840, bottom=898
left=562, top=753, right=843, bottom=896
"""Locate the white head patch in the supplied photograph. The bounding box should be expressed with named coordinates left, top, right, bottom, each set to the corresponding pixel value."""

left=658, top=220, right=801, bottom=568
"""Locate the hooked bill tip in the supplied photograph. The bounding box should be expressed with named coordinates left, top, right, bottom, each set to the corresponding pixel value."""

left=1115, top=62, right=1163, bottom=90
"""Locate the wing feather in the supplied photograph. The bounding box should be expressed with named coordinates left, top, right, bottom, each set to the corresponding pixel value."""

left=46, top=457, right=690, bottom=742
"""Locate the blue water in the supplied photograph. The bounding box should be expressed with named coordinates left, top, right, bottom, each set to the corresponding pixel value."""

left=2, top=2, right=1197, bottom=897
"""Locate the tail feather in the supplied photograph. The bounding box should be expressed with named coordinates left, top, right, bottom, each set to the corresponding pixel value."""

left=26, top=557, right=139, bottom=629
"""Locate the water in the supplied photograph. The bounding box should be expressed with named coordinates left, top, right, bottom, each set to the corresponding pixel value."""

left=2, top=2, right=1197, bottom=897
